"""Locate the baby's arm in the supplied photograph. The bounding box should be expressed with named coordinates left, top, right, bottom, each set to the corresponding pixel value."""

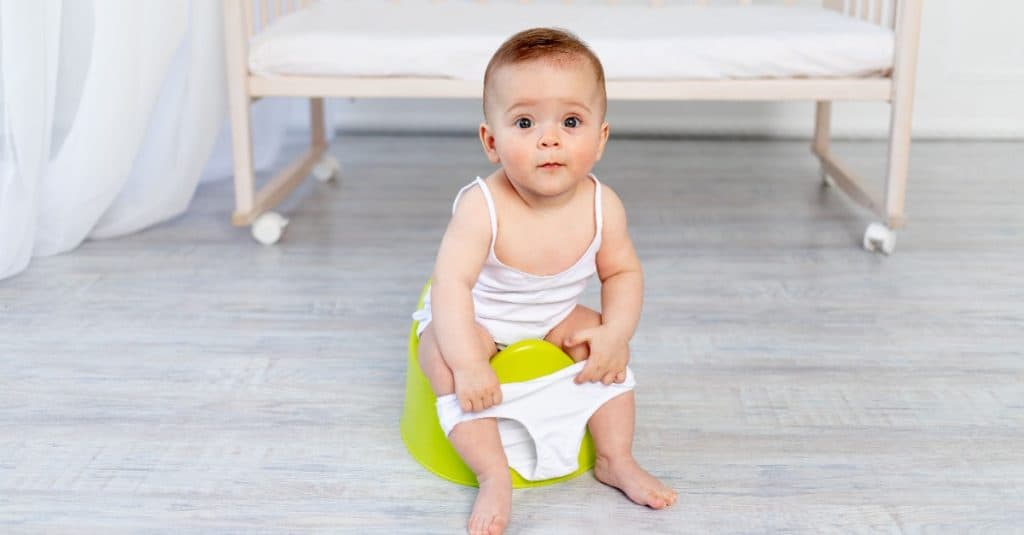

left=568, top=185, right=643, bottom=384
left=430, top=187, right=503, bottom=412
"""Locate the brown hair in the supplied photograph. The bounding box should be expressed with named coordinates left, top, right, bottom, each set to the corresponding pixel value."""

left=482, top=27, right=607, bottom=120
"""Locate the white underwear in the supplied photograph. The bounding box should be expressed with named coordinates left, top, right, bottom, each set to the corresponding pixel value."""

left=436, top=361, right=636, bottom=481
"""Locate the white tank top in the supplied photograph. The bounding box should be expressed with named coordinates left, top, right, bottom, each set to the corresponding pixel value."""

left=452, top=174, right=603, bottom=345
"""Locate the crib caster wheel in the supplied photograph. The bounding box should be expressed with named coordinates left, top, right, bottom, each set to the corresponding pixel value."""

left=862, top=223, right=895, bottom=255
left=252, top=212, right=289, bottom=245
left=312, top=154, right=340, bottom=183
left=820, top=167, right=834, bottom=188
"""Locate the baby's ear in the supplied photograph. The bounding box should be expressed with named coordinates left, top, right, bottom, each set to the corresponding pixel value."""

left=479, top=123, right=501, bottom=164
left=595, top=122, right=610, bottom=161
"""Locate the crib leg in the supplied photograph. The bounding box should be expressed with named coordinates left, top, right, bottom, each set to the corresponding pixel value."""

left=882, top=101, right=912, bottom=230
left=223, top=0, right=256, bottom=225
left=808, top=1, right=922, bottom=254
left=813, top=101, right=833, bottom=187
left=226, top=97, right=333, bottom=240
left=310, top=98, right=326, bottom=149
left=309, top=97, right=340, bottom=183
left=882, top=0, right=923, bottom=230
left=226, top=97, right=256, bottom=226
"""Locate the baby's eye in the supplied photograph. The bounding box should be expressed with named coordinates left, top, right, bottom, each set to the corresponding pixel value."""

left=516, top=118, right=533, bottom=129
left=563, top=116, right=581, bottom=128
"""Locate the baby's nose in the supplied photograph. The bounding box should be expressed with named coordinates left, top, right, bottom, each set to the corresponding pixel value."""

left=538, top=129, right=561, bottom=148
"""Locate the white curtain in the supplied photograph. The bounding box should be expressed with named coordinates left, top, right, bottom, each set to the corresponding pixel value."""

left=0, top=0, right=297, bottom=281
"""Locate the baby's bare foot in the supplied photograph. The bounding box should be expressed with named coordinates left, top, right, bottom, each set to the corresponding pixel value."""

left=467, top=471, right=511, bottom=535
left=594, top=456, right=678, bottom=509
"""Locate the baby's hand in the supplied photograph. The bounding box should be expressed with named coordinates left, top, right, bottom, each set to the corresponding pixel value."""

left=565, top=326, right=630, bottom=385
left=452, top=363, right=502, bottom=412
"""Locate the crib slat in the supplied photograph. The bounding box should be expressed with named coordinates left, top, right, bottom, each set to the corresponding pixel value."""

left=242, top=0, right=255, bottom=38
left=822, top=0, right=844, bottom=13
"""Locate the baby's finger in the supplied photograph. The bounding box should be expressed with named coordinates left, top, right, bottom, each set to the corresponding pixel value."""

left=460, top=398, right=472, bottom=412
left=565, top=328, right=595, bottom=348
left=577, top=362, right=598, bottom=383
left=491, top=390, right=502, bottom=407
left=615, top=371, right=627, bottom=383
left=601, top=371, right=616, bottom=385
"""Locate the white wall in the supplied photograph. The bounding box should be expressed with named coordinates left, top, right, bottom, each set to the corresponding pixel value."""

left=291, top=0, right=1024, bottom=139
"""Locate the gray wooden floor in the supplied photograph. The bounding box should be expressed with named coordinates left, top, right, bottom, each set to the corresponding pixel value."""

left=2, top=134, right=1022, bottom=534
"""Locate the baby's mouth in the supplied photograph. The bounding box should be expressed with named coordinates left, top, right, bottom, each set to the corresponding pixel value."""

left=538, top=162, right=564, bottom=169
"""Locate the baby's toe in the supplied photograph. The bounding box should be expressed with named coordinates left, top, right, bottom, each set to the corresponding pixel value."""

left=646, top=491, right=668, bottom=509
left=486, top=515, right=507, bottom=535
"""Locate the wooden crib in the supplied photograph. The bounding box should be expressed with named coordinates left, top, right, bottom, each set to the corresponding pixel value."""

left=222, top=0, right=922, bottom=253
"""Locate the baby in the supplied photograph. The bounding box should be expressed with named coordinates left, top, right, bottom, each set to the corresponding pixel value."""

left=414, top=28, right=677, bottom=535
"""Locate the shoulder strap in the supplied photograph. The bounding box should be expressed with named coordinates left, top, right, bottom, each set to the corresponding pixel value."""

left=452, top=177, right=498, bottom=252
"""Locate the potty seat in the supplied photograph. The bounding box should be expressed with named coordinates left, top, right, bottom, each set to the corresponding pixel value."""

left=400, top=283, right=597, bottom=488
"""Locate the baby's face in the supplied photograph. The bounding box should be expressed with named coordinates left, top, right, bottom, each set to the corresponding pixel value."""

left=480, top=58, right=609, bottom=199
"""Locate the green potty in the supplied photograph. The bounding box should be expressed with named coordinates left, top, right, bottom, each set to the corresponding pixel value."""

left=401, top=284, right=596, bottom=488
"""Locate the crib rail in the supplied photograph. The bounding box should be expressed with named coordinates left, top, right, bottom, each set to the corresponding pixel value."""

left=240, top=0, right=898, bottom=38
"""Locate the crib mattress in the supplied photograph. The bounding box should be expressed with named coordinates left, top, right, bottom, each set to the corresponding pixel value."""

left=249, top=1, right=894, bottom=81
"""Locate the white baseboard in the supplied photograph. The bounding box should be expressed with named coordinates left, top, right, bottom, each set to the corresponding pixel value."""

left=284, top=98, right=1022, bottom=139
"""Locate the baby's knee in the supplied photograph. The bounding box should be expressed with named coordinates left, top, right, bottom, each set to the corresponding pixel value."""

left=417, top=326, right=455, bottom=393
left=473, top=323, right=499, bottom=360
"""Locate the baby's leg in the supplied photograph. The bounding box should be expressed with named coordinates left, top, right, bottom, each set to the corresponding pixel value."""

left=546, top=306, right=677, bottom=509
left=417, top=321, right=498, bottom=395
left=589, top=392, right=678, bottom=509
left=418, top=324, right=510, bottom=535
